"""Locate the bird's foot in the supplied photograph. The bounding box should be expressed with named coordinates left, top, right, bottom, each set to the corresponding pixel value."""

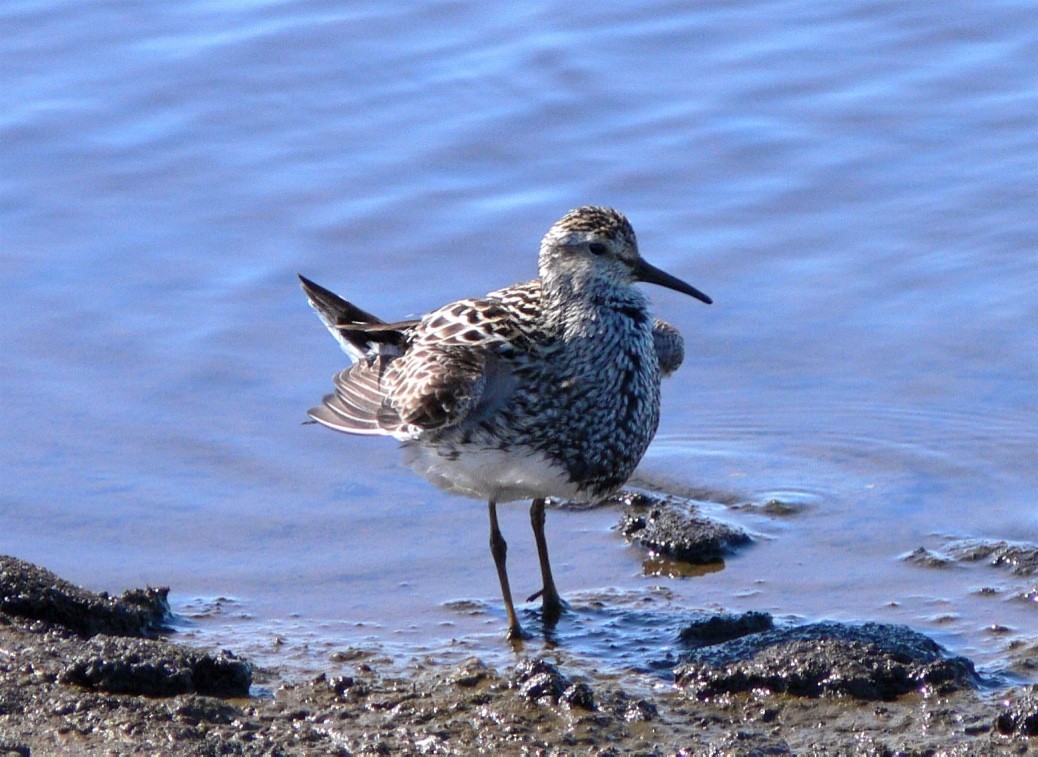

left=526, top=588, right=568, bottom=628
left=505, top=621, right=531, bottom=643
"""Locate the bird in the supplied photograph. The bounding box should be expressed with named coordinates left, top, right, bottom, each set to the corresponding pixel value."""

left=300, top=206, right=711, bottom=639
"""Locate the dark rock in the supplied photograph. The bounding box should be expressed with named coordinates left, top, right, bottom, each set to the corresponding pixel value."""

left=190, top=648, right=252, bottom=697
left=995, top=686, right=1038, bottom=736
left=328, top=675, right=355, bottom=697
left=0, top=555, right=170, bottom=638
left=679, top=612, right=774, bottom=647
left=59, top=636, right=251, bottom=698
left=675, top=621, right=977, bottom=701
left=617, top=498, right=751, bottom=564
left=560, top=682, right=595, bottom=710
left=513, top=659, right=592, bottom=708
left=518, top=671, right=565, bottom=703
left=622, top=698, right=658, bottom=722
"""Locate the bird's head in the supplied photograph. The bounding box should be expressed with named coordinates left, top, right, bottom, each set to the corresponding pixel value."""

left=538, top=206, right=711, bottom=304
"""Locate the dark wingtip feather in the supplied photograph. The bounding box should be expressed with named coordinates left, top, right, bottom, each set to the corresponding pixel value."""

left=298, top=275, right=384, bottom=326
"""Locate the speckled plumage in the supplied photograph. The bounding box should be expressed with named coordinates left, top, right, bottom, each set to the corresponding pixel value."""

left=301, top=206, right=711, bottom=638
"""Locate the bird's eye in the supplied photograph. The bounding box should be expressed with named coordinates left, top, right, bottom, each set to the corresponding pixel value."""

left=588, top=242, right=608, bottom=256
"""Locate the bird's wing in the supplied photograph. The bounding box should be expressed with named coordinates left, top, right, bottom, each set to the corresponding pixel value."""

left=385, top=299, right=527, bottom=431
left=652, top=318, right=685, bottom=377
left=308, top=357, right=397, bottom=436
left=300, top=274, right=419, bottom=436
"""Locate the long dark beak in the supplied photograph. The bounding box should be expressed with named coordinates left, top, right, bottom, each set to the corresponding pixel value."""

left=633, top=258, right=712, bottom=304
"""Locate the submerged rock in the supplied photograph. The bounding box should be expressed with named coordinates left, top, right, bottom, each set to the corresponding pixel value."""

left=0, top=555, right=170, bottom=638
left=731, top=498, right=810, bottom=517
left=902, top=546, right=955, bottom=569
left=614, top=493, right=751, bottom=563
left=675, top=621, right=977, bottom=701
left=59, top=636, right=251, bottom=698
left=905, top=539, right=1038, bottom=578
left=946, top=539, right=1038, bottom=576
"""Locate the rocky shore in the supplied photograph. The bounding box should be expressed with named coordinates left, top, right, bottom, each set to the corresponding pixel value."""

left=1, top=551, right=1035, bottom=755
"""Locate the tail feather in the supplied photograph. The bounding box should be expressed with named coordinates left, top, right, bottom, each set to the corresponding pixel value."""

left=299, top=274, right=414, bottom=360
left=299, top=274, right=384, bottom=326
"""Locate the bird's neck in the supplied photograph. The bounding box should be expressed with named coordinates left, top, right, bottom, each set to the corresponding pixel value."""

left=540, top=273, right=651, bottom=332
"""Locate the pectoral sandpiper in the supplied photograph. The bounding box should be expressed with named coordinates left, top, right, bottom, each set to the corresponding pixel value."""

left=301, top=206, right=711, bottom=639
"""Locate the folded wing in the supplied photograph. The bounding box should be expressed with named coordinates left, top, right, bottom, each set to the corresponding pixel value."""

left=301, top=276, right=524, bottom=440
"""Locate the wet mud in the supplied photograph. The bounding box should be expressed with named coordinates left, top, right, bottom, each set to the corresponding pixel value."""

left=1, top=555, right=1036, bottom=754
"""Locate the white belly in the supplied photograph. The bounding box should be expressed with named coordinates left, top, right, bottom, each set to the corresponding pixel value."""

left=402, top=442, right=583, bottom=503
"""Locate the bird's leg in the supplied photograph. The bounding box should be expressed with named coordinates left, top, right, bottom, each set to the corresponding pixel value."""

left=529, top=498, right=564, bottom=627
left=488, top=500, right=524, bottom=640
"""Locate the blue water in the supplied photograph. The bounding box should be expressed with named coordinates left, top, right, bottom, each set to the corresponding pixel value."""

left=2, top=1, right=1036, bottom=678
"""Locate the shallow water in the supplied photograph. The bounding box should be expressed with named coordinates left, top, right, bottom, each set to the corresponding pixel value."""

left=2, top=1, right=1036, bottom=680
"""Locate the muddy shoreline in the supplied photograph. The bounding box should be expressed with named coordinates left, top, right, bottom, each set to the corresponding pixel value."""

left=1, top=554, right=1035, bottom=755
